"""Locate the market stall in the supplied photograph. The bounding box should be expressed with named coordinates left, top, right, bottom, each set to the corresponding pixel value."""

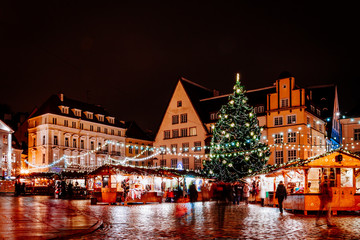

left=262, top=149, right=360, bottom=215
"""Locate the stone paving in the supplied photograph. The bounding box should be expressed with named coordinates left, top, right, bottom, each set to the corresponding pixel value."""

left=0, top=195, right=101, bottom=239
left=66, top=200, right=360, bottom=240
left=1, top=196, right=360, bottom=239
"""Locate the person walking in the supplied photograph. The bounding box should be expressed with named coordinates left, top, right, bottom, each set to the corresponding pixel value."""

left=316, top=176, right=335, bottom=226
left=189, top=181, right=198, bottom=211
left=275, top=181, right=287, bottom=213
left=259, top=179, right=266, bottom=207
left=243, top=182, right=250, bottom=205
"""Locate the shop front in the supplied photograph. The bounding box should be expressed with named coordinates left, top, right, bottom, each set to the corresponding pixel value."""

left=263, top=150, right=360, bottom=215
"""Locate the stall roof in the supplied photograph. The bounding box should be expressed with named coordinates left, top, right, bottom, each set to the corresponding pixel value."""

left=254, top=149, right=360, bottom=177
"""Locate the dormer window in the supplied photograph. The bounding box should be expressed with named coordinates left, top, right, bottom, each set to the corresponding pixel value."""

left=72, top=108, right=82, bottom=117
left=96, top=114, right=104, bottom=122
left=84, top=111, right=93, bottom=119
left=258, top=105, right=264, bottom=113
left=107, top=116, right=115, bottom=124
left=59, top=106, right=69, bottom=114
left=281, top=98, right=289, bottom=108
left=316, top=109, right=321, bottom=116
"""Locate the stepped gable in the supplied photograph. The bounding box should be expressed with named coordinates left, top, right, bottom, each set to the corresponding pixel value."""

left=31, top=94, right=126, bottom=128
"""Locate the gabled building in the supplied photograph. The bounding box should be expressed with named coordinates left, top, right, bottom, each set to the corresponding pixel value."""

left=154, top=72, right=338, bottom=169
left=27, top=94, right=127, bottom=173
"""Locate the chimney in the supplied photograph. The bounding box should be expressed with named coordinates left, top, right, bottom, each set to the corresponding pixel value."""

left=58, top=93, right=64, bottom=102
left=213, top=90, right=219, bottom=97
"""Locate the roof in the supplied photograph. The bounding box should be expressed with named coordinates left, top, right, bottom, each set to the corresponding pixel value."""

left=125, top=121, right=154, bottom=141
left=31, top=94, right=126, bottom=129
left=306, top=84, right=336, bottom=119
left=344, top=102, right=360, bottom=118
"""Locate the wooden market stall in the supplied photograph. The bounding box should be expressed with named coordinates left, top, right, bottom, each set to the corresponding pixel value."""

left=263, top=149, right=360, bottom=215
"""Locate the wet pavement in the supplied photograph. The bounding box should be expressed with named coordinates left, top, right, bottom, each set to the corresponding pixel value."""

left=2, top=196, right=360, bottom=239
left=0, top=195, right=101, bottom=239
left=68, top=200, right=360, bottom=240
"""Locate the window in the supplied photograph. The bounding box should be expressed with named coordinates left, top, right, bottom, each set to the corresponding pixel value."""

left=275, top=151, right=284, bottom=165
left=313, top=137, right=316, bottom=146
left=210, top=113, right=217, bottom=120
left=64, top=120, right=68, bottom=127
left=182, top=143, right=189, bottom=152
left=118, top=131, right=122, bottom=136
left=311, top=105, right=315, bottom=112
left=287, top=132, right=296, bottom=143
left=274, top=134, right=283, bottom=144
left=61, top=106, right=69, bottom=114
left=307, top=134, right=311, bottom=144
left=281, top=98, right=289, bottom=108
left=171, top=144, right=177, bottom=153
left=111, top=129, right=114, bottom=135
left=135, top=146, right=139, bottom=155
left=172, top=115, right=179, bottom=124
left=258, top=105, right=264, bottom=113
left=160, top=159, right=166, bottom=167
left=72, top=122, right=76, bottom=128
left=42, top=136, right=46, bottom=145
left=97, top=114, right=104, bottom=122
left=65, top=137, right=69, bottom=147
left=182, top=158, right=189, bottom=169
left=160, top=145, right=166, bottom=155
left=288, top=150, right=297, bottom=161
left=313, top=120, right=316, bottom=129
left=129, top=146, right=133, bottom=154
left=189, top=127, right=197, bottom=136
left=180, top=113, right=187, bottom=123
left=164, top=130, right=170, bottom=139
left=52, top=118, right=57, bottom=124
left=171, top=159, right=178, bottom=168
left=87, top=112, right=93, bottom=119
left=53, top=136, right=58, bottom=145
left=274, top=116, right=283, bottom=126
left=319, top=139, right=322, bottom=148
left=97, top=126, right=101, bottom=132
left=33, top=137, right=36, bottom=147
left=354, top=129, right=360, bottom=141
left=287, top=115, right=296, bottom=124
left=42, top=154, right=46, bottom=164
left=317, top=109, right=321, bottom=116
left=90, top=141, right=94, bottom=150
left=80, top=123, right=84, bottom=129
left=194, top=141, right=201, bottom=152
left=180, top=128, right=188, bottom=137
left=177, top=101, right=182, bottom=107
left=307, top=116, right=310, bottom=125
left=172, top=129, right=179, bottom=138
left=73, top=139, right=77, bottom=148
left=104, top=128, right=108, bottom=134
left=194, top=158, right=201, bottom=170
left=73, top=109, right=81, bottom=117
left=107, top=117, right=115, bottom=124
left=90, top=125, right=94, bottom=131
left=80, top=139, right=84, bottom=149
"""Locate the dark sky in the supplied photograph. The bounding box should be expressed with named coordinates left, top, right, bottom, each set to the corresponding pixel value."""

left=1, top=1, right=359, bottom=132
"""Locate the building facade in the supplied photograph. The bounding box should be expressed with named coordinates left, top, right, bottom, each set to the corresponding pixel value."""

left=340, top=103, right=360, bottom=154
left=0, top=120, right=22, bottom=178
left=154, top=73, right=337, bottom=169
left=27, top=94, right=127, bottom=173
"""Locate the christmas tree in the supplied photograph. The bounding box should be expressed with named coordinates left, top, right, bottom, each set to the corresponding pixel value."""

left=203, top=73, right=270, bottom=182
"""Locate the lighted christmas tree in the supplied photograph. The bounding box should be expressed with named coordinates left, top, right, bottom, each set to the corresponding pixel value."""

left=203, top=73, right=270, bottom=182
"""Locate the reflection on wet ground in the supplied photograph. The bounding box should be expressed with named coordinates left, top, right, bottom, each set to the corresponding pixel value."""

left=61, top=199, right=360, bottom=239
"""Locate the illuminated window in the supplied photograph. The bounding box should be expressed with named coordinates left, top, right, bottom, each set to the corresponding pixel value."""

left=189, top=127, right=197, bottom=136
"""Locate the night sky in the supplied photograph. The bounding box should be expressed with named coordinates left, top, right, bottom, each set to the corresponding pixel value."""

left=1, top=1, right=359, bottom=132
